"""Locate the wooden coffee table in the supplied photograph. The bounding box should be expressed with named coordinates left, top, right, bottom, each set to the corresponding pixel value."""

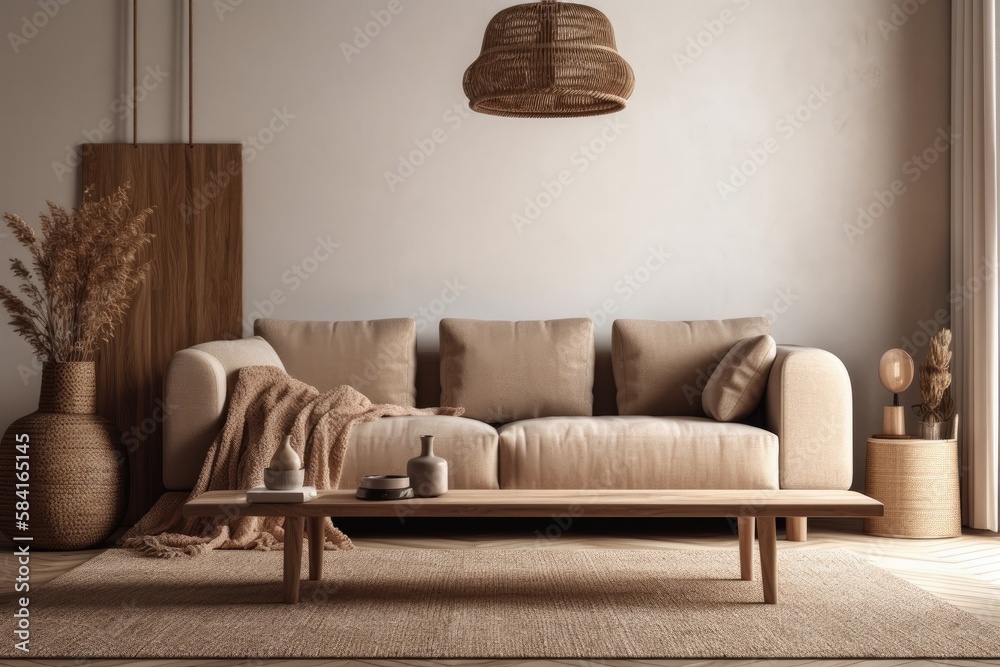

left=183, top=489, right=882, bottom=604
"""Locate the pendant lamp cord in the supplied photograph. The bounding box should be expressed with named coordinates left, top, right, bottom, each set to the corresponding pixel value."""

left=188, top=0, right=194, bottom=147
left=132, top=0, right=138, bottom=146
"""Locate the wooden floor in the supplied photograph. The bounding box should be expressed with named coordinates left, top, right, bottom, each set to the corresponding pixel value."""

left=1, top=516, right=998, bottom=667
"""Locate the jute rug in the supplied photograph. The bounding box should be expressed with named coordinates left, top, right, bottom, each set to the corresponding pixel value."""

left=6, top=547, right=1000, bottom=659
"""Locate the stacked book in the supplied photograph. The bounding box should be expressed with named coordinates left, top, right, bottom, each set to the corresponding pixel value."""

left=246, top=486, right=317, bottom=503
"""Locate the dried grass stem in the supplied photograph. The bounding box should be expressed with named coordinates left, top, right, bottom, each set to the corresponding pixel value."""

left=0, top=184, right=154, bottom=362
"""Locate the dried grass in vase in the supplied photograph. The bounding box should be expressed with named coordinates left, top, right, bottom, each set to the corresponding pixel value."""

left=912, top=328, right=956, bottom=425
left=0, top=184, right=154, bottom=362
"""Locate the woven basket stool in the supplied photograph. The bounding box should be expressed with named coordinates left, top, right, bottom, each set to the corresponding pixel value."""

left=864, top=437, right=961, bottom=538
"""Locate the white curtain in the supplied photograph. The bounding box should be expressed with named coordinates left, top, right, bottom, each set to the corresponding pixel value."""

left=952, top=0, right=999, bottom=531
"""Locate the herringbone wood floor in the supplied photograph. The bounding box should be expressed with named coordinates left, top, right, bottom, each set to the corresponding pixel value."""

left=1, top=517, right=998, bottom=667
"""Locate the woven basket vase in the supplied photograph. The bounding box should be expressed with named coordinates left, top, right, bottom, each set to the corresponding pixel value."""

left=0, top=362, right=126, bottom=549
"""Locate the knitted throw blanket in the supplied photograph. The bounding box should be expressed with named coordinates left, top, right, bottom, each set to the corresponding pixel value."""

left=120, top=365, right=462, bottom=558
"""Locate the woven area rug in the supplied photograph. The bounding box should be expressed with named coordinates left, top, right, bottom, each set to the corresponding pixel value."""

left=7, top=547, right=1000, bottom=659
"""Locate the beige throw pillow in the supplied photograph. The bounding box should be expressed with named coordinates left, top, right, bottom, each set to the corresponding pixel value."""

left=701, top=334, right=777, bottom=422
left=254, top=318, right=417, bottom=406
left=439, top=318, right=595, bottom=423
left=612, top=318, right=771, bottom=416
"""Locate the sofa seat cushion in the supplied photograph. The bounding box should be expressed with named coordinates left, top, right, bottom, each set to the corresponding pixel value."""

left=497, top=416, right=778, bottom=490
left=342, top=415, right=499, bottom=490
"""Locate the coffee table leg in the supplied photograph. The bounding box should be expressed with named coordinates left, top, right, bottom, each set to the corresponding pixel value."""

left=308, top=516, right=324, bottom=581
left=283, top=516, right=304, bottom=604
left=738, top=516, right=755, bottom=581
left=757, top=516, right=777, bottom=604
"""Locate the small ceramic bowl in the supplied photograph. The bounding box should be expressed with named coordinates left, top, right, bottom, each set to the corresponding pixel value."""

left=360, top=474, right=410, bottom=490
left=264, top=467, right=305, bottom=490
left=355, top=487, right=415, bottom=501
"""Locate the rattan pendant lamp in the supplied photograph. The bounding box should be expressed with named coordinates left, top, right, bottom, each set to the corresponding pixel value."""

left=463, top=0, right=634, bottom=118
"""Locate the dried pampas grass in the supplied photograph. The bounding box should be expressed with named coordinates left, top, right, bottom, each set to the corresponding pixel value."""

left=913, top=328, right=956, bottom=424
left=0, top=184, right=154, bottom=362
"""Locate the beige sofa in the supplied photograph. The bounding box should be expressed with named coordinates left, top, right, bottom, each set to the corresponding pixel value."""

left=162, top=317, right=852, bottom=539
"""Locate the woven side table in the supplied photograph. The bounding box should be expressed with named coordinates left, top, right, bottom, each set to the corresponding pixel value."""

left=864, top=437, right=961, bottom=538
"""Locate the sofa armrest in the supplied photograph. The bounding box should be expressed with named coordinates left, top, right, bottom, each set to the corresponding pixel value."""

left=765, top=345, right=852, bottom=490
left=162, top=337, right=285, bottom=490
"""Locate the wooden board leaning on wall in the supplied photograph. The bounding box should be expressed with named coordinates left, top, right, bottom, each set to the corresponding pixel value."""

left=82, top=143, right=243, bottom=524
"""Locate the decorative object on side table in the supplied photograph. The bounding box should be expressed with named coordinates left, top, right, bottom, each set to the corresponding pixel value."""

left=249, top=435, right=316, bottom=503
left=864, top=436, right=961, bottom=538
left=912, top=328, right=958, bottom=440
left=0, top=186, right=153, bottom=549
left=877, top=348, right=914, bottom=437
left=407, top=434, right=448, bottom=497
left=355, top=475, right=414, bottom=501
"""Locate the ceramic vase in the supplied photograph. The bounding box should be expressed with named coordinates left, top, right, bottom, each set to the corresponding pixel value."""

left=0, top=362, right=126, bottom=550
left=407, top=434, right=447, bottom=497
left=264, top=434, right=304, bottom=490
left=919, top=420, right=945, bottom=440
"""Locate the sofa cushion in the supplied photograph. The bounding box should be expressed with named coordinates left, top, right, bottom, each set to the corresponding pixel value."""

left=254, top=318, right=416, bottom=406
left=612, top=318, right=771, bottom=417
left=439, top=318, right=595, bottom=423
left=497, top=416, right=778, bottom=489
left=702, top=334, right=777, bottom=422
left=342, top=415, right=499, bottom=490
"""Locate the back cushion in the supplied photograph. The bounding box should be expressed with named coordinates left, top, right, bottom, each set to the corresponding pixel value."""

left=254, top=318, right=417, bottom=406
left=612, top=318, right=771, bottom=417
left=440, top=318, right=595, bottom=423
